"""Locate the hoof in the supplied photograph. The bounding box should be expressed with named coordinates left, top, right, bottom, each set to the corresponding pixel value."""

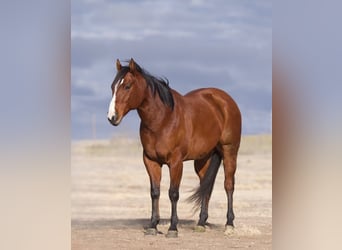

left=224, top=225, right=235, bottom=236
left=145, top=228, right=158, bottom=235
left=166, top=230, right=178, bottom=238
left=193, top=225, right=206, bottom=232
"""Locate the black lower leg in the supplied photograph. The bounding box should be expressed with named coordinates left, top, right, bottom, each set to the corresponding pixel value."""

left=198, top=197, right=209, bottom=226
left=150, top=186, right=160, bottom=228
left=226, top=190, right=235, bottom=226
left=168, top=187, right=179, bottom=231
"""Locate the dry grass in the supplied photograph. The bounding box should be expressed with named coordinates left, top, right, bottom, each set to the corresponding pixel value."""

left=71, top=134, right=272, bottom=250
left=239, top=134, right=272, bottom=155
left=72, top=134, right=272, bottom=157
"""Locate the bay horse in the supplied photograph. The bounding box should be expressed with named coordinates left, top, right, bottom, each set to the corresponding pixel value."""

left=107, top=58, right=241, bottom=237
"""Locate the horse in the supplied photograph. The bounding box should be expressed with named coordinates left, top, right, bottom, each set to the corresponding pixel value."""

left=107, top=58, right=241, bottom=237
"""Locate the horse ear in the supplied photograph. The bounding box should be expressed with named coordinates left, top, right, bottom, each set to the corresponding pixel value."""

left=129, top=58, right=136, bottom=72
left=116, top=59, right=122, bottom=71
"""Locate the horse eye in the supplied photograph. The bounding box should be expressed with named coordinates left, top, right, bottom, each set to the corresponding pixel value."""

left=124, top=84, right=131, bottom=90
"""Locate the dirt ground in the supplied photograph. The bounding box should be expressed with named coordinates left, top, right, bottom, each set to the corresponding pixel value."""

left=71, top=135, right=272, bottom=250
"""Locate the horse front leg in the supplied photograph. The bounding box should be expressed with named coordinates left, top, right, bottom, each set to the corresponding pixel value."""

left=166, top=157, right=183, bottom=238
left=143, top=153, right=162, bottom=235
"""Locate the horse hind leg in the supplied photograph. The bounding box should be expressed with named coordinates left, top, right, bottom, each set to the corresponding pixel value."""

left=221, top=144, right=238, bottom=230
left=192, top=151, right=222, bottom=230
left=193, top=155, right=211, bottom=229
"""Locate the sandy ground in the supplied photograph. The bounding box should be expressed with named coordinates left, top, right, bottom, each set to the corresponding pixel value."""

left=71, top=135, right=272, bottom=250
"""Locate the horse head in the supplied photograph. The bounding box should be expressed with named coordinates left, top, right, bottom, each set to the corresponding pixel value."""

left=107, top=58, right=146, bottom=126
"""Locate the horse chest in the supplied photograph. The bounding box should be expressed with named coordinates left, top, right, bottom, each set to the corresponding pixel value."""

left=141, top=134, right=176, bottom=163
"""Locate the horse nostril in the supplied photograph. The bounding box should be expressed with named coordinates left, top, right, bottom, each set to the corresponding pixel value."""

left=108, top=114, right=119, bottom=125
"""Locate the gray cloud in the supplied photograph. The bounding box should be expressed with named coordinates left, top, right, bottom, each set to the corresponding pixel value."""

left=72, top=0, right=272, bottom=139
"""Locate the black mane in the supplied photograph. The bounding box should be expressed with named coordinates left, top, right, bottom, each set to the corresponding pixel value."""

left=117, top=62, right=174, bottom=110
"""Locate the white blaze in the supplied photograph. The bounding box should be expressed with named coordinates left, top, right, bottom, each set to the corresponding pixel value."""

left=107, top=79, right=124, bottom=119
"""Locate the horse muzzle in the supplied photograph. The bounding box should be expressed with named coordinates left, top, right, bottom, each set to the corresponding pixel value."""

left=107, top=113, right=121, bottom=126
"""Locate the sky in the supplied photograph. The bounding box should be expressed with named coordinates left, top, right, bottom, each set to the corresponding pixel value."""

left=71, top=0, right=272, bottom=140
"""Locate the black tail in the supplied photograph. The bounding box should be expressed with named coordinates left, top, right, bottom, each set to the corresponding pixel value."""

left=187, top=151, right=222, bottom=211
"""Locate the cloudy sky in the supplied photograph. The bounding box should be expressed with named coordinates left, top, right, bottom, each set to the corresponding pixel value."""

left=71, top=0, right=272, bottom=140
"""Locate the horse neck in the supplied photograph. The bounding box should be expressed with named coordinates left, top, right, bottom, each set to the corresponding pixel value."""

left=137, top=88, right=173, bottom=131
